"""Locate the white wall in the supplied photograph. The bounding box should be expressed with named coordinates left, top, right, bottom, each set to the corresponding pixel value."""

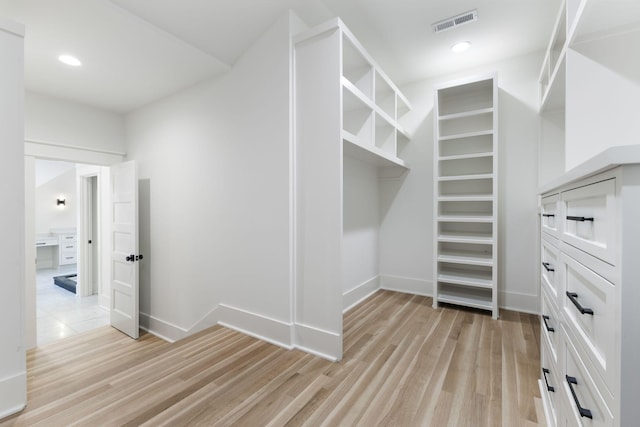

left=539, top=109, right=565, bottom=186
left=25, top=91, right=125, bottom=154
left=342, top=156, right=380, bottom=303
left=35, top=167, right=76, bottom=234
left=126, top=12, right=300, bottom=337
left=380, top=52, right=543, bottom=313
left=0, top=17, right=25, bottom=419
left=565, top=29, right=640, bottom=170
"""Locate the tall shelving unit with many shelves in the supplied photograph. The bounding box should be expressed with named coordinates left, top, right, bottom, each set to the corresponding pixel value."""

left=433, top=74, right=498, bottom=319
left=294, top=18, right=412, bottom=360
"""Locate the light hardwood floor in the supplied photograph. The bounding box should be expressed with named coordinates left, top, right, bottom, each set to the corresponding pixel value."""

left=1, top=291, right=544, bottom=426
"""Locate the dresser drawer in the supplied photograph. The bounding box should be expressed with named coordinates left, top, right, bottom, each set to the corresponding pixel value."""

left=541, top=234, right=560, bottom=301
left=541, top=286, right=561, bottom=365
left=60, top=242, right=77, bottom=253
left=59, top=254, right=77, bottom=265
left=59, top=233, right=77, bottom=243
left=561, top=179, right=616, bottom=265
left=561, top=253, right=615, bottom=395
left=561, top=330, right=614, bottom=427
left=541, top=335, right=561, bottom=427
left=541, top=193, right=560, bottom=238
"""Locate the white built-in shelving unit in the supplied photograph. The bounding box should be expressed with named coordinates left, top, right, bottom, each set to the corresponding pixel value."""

left=294, top=18, right=412, bottom=360
left=339, top=25, right=412, bottom=173
left=433, top=74, right=498, bottom=319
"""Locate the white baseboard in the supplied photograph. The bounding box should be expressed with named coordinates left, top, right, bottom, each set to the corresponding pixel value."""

left=499, top=290, right=539, bottom=314
left=139, top=312, right=190, bottom=343
left=140, top=304, right=343, bottom=361
left=216, top=304, right=293, bottom=350
left=140, top=304, right=222, bottom=343
left=98, top=294, right=110, bottom=311
left=380, top=275, right=432, bottom=296
left=343, top=276, right=380, bottom=312
left=293, top=323, right=341, bottom=362
left=0, top=371, right=26, bottom=420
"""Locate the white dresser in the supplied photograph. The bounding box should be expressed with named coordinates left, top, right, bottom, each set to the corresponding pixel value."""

left=538, top=146, right=640, bottom=427
left=56, top=232, right=77, bottom=266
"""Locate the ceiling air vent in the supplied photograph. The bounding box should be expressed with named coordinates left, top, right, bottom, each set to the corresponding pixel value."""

left=432, top=10, right=478, bottom=33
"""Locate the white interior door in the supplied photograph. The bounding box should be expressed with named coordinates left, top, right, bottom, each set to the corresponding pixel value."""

left=109, top=160, right=139, bottom=339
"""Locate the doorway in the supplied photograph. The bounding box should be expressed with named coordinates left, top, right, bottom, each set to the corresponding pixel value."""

left=24, top=142, right=125, bottom=349
left=33, top=159, right=109, bottom=346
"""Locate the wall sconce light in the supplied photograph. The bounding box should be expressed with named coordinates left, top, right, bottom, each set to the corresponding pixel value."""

left=56, top=197, right=66, bottom=206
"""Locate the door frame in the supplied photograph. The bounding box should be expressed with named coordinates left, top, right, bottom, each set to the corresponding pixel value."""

left=77, top=167, right=101, bottom=298
left=24, top=140, right=124, bottom=349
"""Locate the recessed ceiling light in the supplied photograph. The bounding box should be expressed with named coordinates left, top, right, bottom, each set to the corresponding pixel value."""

left=451, top=41, right=472, bottom=53
left=58, top=54, right=82, bottom=67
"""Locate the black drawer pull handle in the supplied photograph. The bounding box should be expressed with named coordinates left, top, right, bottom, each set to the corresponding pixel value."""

left=542, top=315, right=555, bottom=332
left=542, top=262, right=555, bottom=272
left=566, top=375, right=593, bottom=419
left=566, top=215, right=594, bottom=222
left=542, top=213, right=555, bottom=218
left=542, top=368, right=554, bottom=392
left=566, top=292, right=594, bottom=315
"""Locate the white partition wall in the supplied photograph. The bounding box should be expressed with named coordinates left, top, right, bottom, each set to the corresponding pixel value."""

left=294, top=18, right=412, bottom=360
left=0, top=16, right=25, bottom=420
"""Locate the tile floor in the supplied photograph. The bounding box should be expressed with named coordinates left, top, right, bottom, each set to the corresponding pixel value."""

left=37, top=265, right=110, bottom=346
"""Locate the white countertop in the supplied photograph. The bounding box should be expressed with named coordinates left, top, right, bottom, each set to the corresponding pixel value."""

left=539, top=145, right=640, bottom=194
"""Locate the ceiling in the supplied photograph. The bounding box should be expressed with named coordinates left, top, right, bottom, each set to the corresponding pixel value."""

left=0, top=0, right=561, bottom=113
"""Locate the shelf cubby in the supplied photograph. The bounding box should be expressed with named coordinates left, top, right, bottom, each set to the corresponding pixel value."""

left=438, top=176, right=493, bottom=197
left=437, top=283, right=493, bottom=310
left=439, top=200, right=492, bottom=218
left=439, top=156, right=493, bottom=177
left=438, top=110, right=493, bottom=138
left=342, top=33, right=373, bottom=100
left=375, top=71, right=395, bottom=119
left=438, top=222, right=493, bottom=245
left=439, top=133, right=493, bottom=157
left=438, top=242, right=493, bottom=267
left=539, top=1, right=568, bottom=111
left=342, top=86, right=373, bottom=146
left=437, top=79, right=494, bottom=116
left=374, top=113, right=396, bottom=155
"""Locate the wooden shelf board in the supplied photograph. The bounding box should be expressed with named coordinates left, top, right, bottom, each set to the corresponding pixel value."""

left=438, top=173, right=493, bottom=182
left=396, top=126, right=411, bottom=140
left=438, top=232, right=493, bottom=245
left=438, top=215, right=494, bottom=223
left=342, top=77, right=375, bottom=111
left=438, top=252, right=493, bottom=267
left=436, top=282, right=493, bottom=310
left=439, top=130, right=493, bottom=141
left=438, top=107, right=493, bottom=121
left=439, top=152, right=493, bottom=161
left=343, top=131, right=408, bottom=170
left=437, top=294, right=493, bottom=311
left=438, top=195, right=493, bottom=202
left=438, top=270, right=493, bottom=288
